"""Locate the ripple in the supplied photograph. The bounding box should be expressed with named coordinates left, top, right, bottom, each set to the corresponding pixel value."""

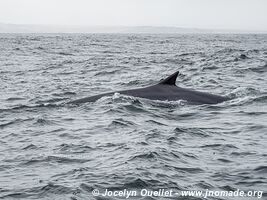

left=254, top=166, right=267, bottom=174
left=6, top=97, right=25, bottom=101
left=165, top=165, right=204, bottom=174
left=0, top=183, right=77, bottom=199
left=123, top=178, right=150, bottom=188
left=57, top=143, right=95, bottom=154
left=108, top=118, right=137, bottom=128
left=130, top=152, right=159, bottom=160
left=250, top=63, right=267, bottom=73
left=21, top=155, right=90, bottom=166
left=57, top=52, right=74, bottom=56
left=201, top=144, right=238, bottom=150
left=22, top=144, right=39, bottom=150
left=173, top=127, right=211, bottom=137
left=34, top=118, right=56, bottom=126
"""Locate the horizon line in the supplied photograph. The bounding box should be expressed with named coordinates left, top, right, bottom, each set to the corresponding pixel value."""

left=0, top=22, right=267, bottom=34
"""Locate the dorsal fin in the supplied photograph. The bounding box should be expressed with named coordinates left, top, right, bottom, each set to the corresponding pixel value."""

left=159, top=71, right=179, bottom=85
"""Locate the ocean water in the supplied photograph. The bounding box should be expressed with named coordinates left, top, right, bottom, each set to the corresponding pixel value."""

left=0, top=33, right=266, bottom=200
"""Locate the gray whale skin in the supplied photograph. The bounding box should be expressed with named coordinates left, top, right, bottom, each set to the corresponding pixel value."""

left=69, top=71, right=229, bottom=105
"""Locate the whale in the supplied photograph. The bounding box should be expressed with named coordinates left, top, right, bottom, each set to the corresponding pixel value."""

left=68, top=71, right=230, bottom=105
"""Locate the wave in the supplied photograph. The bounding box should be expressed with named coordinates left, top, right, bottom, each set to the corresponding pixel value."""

left=21, top=155, right=90, bottom=166
left=0, top=103, right=62, bottom=113
left=0, top=183, right=76, bottom=199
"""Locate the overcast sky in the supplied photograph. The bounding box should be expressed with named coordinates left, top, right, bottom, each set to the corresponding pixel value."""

left=0, top=0, right=267, bottom=31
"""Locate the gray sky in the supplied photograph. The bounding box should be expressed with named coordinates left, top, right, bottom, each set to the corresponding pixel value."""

left=0, top=0, right=267, bottom=31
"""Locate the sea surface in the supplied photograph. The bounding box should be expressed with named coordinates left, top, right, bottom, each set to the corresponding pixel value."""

left=0, top=33, right=266, bottom=200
